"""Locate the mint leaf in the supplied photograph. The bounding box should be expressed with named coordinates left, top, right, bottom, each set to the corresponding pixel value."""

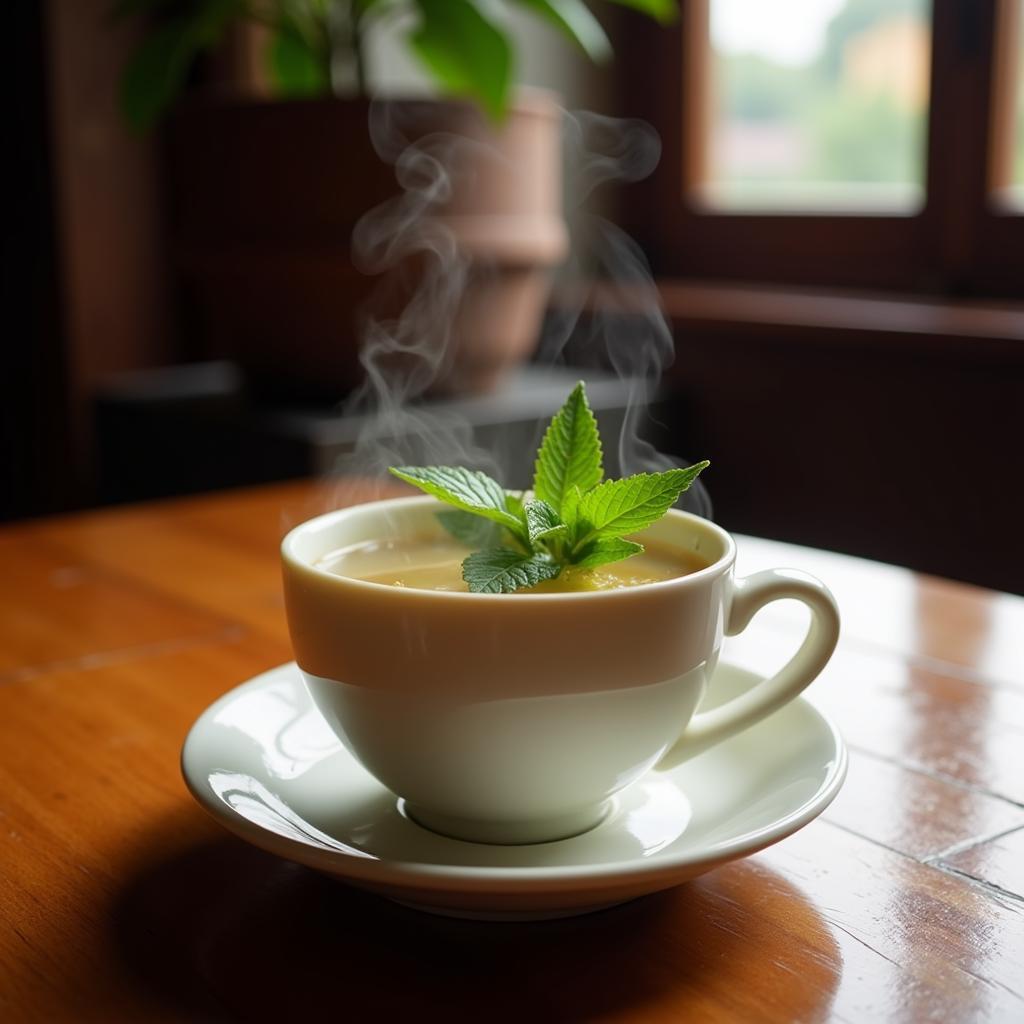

left=533, top=382, right=603, bottom=513
left=576, top=462, right=710, bottom=541
left=505, top=492, right=526, bottom=520
left=437, top=509, right=504, bottom=548
left=389, top=466, right=524, bottom=537
left=389, top=384, right=711, bottom=594
left=462, top=550, right=562, bottom=594
left=571, top=537, right=644, bottom=569
left=561, top=483, right=582, bottom=534
left=524, top=500, right=568, bottom=544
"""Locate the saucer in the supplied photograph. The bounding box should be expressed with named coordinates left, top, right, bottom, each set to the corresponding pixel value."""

left=182, top=662, right=846, bottom=920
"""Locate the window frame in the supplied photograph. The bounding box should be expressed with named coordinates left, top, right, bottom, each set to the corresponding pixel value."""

left=615, top=0, right=1024, bottom=298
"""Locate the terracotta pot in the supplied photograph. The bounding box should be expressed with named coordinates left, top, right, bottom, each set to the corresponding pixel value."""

left=167, top=92, right=567, bottom=400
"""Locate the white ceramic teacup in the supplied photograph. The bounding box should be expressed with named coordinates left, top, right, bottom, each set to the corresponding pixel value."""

left=281, top=496, right=840, bottom=845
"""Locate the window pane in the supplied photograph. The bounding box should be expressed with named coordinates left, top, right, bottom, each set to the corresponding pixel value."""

left=1015, top=7, right=1024, bottom=198
left=699, top=0, right=931, bottom=211
left=996, top=0, right=1024, bottom=206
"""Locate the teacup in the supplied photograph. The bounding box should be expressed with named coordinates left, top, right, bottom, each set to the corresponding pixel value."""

left=281, top=495, right=840, bottom=845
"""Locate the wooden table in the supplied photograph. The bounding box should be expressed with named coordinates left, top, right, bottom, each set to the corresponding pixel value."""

left=3, top=480, right=1023, bottom=1022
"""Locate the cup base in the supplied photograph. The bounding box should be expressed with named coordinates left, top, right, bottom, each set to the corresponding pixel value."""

left=403, top=800, right=612, bottom=846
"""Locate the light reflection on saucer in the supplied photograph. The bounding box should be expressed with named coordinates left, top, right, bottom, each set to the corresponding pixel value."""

left=619, top=777, right=692, bottom=856
left=213, top=679, right=340, bottom=780
left=183, top=662, right=846, bottom=919
left=208, top=771, right=374, bottom=859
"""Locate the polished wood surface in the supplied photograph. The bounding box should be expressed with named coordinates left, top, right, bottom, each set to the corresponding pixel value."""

left=2, top=480, right=1023, bottom=1021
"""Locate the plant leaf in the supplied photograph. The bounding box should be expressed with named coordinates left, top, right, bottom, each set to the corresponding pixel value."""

left=462, top=550, right=562, bottom=594
left=437, top=509, right=505, bottom=548
left=409, top=0, right=512, bottom=121
left=118, top=0, right=240, bottom=131
left=267, top=28, right=330, bottom=96
left=524, top=499, right=568, bottom=544
left=571, top=537, right=644, bottom=569
left=576, top=462, right=709, bottom=540
left=505, top=492, right=526, bottom=521
left=389, top=466, right=524, bottom=535
left=561, top=483, right=582, bottom=533
left=603, top=0, right=677, bottom=24
left=120, top=19, right=200, bottom=131
left=533, top=382, right=603, bottom=514
left=511, top=0, right=611, bottom=61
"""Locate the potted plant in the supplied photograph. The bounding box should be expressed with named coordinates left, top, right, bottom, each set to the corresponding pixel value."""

left=115, top=0, right=675, bottom=399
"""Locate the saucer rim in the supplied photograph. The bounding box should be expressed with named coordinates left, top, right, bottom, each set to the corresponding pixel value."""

left=182, top=662, right=847, bottom=894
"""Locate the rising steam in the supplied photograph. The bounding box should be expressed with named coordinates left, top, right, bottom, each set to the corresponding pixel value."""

left=331, top=101, right=711, bottom=520
left=338, top=103, right=493, bottom=479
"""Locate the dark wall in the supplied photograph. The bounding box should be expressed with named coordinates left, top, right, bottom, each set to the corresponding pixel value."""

left=1, top=3, right=73, bottom=520
left=3, top=0, right=172, bottom=522
left=667, top=329, right=1024, bottom=595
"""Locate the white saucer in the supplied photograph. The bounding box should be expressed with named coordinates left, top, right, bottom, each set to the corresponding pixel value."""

left=182, top=662, right=846, bottom=920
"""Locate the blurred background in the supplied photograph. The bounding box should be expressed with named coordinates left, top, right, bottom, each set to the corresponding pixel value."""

left=6, top=0, right=1024, bottom=593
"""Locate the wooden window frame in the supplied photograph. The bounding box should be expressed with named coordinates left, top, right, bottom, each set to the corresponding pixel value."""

left=615, top=0, right=1024, bottom=298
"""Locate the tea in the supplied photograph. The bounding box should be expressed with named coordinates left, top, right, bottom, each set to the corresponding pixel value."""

left=316, top=535, right=708, bottom=593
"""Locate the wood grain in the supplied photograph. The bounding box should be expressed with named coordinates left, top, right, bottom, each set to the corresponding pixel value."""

left=824, top=750, right=1024, bottom=860
left=1, top=480, right=1022, bottom=1022
left=939, top=826, right=1024, bottom=900
left=727, top=626, right=1024, bottom=805
left=731, top=540, right=1024, bottom=690
left=0, top=534, right=233, bottom=682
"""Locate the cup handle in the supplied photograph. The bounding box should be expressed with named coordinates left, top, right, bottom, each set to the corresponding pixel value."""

left=656, top=568, right=840, bottom=771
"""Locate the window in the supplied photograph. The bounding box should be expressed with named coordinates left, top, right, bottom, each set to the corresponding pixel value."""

left=991, top=0, right=1024, bottom=206
left=703, top=0, right=931, bottom=212
left=618, top=0, right=1024, bottom=297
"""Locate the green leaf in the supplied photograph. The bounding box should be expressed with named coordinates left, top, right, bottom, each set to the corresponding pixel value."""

left=511, top=0, right=611, bottom=61
left=524, top=500, right=568, bottom=544
left=505, top=492, right=526, bottom=521
left=389, top=466, right=524, bottom=536
left=462, top=550, right=562, bottom=594
left=409, top=0, right=512, bottom=121
left=437, top=509, right=505, bottom=548
left=533, top=382, right=603, bottom=514
left=120, top=20, right=200, bottom=131
left=571, top=537, right=644, bottom=569
left=576, top=462, right=710, bottom=541
left=118, top=0, right=241, bottom=131
left=561, top=483, right=582, bottom=532
left=388, top=382, right=709, bottom=593
left=267, top=28, right=330, bottom=97
left=604, top=0, right=677, bottom=24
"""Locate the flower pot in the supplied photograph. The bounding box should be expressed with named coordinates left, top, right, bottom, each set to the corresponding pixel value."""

left=167, top=92, right=567, bottom=401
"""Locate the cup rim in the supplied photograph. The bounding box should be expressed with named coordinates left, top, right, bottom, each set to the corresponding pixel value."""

left=281, top=495, right=736, bottom=601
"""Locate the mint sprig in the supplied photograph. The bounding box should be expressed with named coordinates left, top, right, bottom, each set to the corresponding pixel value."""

left=575, top=466, right=709, bottom=543
left=572, top=537, right=645, bottom=570
left=533, top=382, right=603, bottom=510
left=436, top=509, right=504, bottom=549
left=389, top=382, right=709, bottom=593
left=388, top=465, right=529, bottom=548
left=461, top=549, right=562, bottom=594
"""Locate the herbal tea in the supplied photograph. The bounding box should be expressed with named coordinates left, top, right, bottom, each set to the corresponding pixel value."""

left=316, top=536, right=708, bottom=593
left=387, top=383, right=709, bottom=593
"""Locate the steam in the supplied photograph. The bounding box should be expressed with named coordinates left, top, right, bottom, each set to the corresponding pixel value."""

left=328, top=101, right=500, bottom=502
left=536, top=111, right=712, bottom=517
left=331, top=101, right=711, bottom=519
left=537, top=113, right=671, bottom=472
